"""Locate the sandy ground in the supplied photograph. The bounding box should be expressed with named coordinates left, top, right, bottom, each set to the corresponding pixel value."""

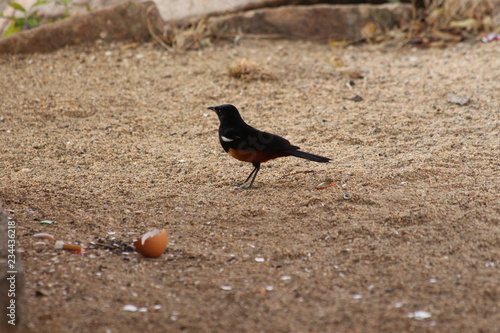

left=1, top=38, right=499, bottom=332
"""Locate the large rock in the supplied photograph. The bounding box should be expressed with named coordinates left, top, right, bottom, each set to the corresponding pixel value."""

left=155, top=0, right=256, bottom=20
left=0, top=1, right=160, bottom=54
left=154, top=0, right=393, bottom=21
left=208, top=3, right=413, bottom=41
left=0, top=0, right=402, bottom=22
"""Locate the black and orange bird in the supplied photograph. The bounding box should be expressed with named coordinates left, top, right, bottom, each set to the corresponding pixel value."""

left=208, top=104, right=330, bottom=188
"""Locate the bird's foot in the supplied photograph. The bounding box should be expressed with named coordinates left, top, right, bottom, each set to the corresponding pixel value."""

left=234, top=182, right=259, bottom=190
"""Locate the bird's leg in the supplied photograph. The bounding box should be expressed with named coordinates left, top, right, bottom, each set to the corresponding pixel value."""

left=237, top=167, right=256, bottom=186
left=241, top=162, right=260, bottom=189
left=239, top=162, right=260, bottom=189
left=237, top=164, right=257, bottom=187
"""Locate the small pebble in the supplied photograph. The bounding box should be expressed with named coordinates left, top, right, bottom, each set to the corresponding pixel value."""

left=122, top=305, right=138, bottom=312
left=350, top=95, right=363, bottom=102
left=446, top=93, right=469, bottom=106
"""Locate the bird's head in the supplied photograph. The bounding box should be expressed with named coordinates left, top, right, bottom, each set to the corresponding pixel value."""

left=207, top=104, right=245, bottom=125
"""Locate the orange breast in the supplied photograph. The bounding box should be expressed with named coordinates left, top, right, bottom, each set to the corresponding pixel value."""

left=228, top=148, right=287, bottom=163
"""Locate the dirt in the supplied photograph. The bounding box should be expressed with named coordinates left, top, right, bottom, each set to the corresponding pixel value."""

left=0, top=38, right=499, bottom=332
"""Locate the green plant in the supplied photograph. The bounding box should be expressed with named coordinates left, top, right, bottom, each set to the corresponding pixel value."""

left=57, top=0, right=72, bottom=18
left=1, top=0, right=48, bottom=37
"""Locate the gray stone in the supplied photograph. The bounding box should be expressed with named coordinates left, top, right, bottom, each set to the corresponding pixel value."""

left=0, top=1, right=160, bottom=54
left=208, top=3, right=413, bottom=41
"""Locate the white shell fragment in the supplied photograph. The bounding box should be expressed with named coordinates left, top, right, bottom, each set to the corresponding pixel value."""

left=408, top=311, right=432, bottom=320
left=122, top=305, right=138, bottom=312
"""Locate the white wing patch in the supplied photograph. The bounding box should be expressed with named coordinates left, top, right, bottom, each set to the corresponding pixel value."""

left=221, top=135, right=234, bottom=142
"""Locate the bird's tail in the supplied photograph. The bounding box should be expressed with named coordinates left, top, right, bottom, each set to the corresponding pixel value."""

left=285, top=150, right=331, bottom=163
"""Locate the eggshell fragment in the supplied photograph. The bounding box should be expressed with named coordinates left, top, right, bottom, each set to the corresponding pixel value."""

left=316, top=178, right=335, bottom=190
left=134, top=229, right=168, bottom=258
left=34, top=232, right=55, bottom=241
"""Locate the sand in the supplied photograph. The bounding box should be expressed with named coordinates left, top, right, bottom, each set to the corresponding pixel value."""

left=0, top=38, right=499, bottom=332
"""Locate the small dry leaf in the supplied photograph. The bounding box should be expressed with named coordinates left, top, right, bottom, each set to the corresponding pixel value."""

left=449, top=18, right=479, bottom=30
left=328, top=40, right=352, bottom=47
left=347, top=71, right=364, bottom=80
left=330, top=57, right=344, bottom=68
left=228, top=58, right=276, bottom=81
left=361, top=23, right=378, bottom=41
left=152, top=18, right=209, bottom=52
left=430, top=29, right=463, bottom=42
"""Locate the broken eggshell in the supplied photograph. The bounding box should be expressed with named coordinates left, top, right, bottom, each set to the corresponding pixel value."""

left=134, top=229, right=168, bottom=258
left=316, top=178, right=335, bottom=190
left=34, top=232, right=55, bottom=241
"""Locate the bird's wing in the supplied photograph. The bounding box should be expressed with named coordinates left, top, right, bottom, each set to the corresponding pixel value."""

left=220, top=126, right=298, bottom=152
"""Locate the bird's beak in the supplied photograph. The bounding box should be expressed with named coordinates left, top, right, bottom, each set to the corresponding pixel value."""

left=207, top=106, right=216, bottom=111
